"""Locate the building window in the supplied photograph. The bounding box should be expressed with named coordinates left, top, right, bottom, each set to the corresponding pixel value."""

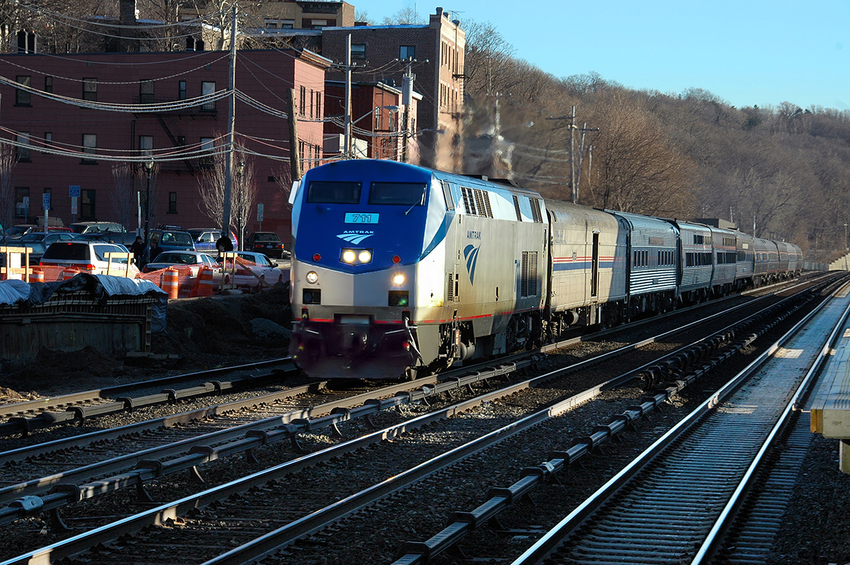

left=200, top=137, right=214, bottom=167
left=281, top=19, right=294, bottom=29
left=315, top=91, right=322, bottom=118
left=15, top=76, right=31, bottom=105
left=351, top=44, right=366, bottom=59
left=140, top=80, right=154, bottom=103
left=44, top=76, right=53, bottom=93
left=82, top=134, right=96, bottom=163
left=81, top=189, right=96, bottom=220
left=299, top=86, right=306, bottom=116
left=83, top=78, right=97, bottom=101
left=43, top=132, right=52, bottom=153
left=139, top=135, right=153, bottom=156
left=168, top=192, right=177, bottom=214
left=178, top=80, right=187, bottom=100
left=399, top=45, right=415, bottom=60
left=16, top=133, right=31, bottom=161
left=264, top=18, right=278, bottom=28
left=201, top=81, right=215, bottom=110
left=15, top=187, right=30, bottom=218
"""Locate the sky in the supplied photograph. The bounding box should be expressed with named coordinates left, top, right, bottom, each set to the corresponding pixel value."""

left=351, top=0, right=850, bottom=111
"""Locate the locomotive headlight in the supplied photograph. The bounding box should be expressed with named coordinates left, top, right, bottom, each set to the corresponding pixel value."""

left=391, top=272, right=406, bottom=287
left=340, top=248, right=373, bottom=265
left=306, top=271, right=319, bottom=284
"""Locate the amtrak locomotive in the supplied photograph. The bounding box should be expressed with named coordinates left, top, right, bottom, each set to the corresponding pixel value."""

left=288, top=159, right=802, bottom=380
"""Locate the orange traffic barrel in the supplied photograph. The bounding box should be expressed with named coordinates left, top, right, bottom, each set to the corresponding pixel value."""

left=162, top=267, right=179, bottom=299
left=30, top=268, right=45, bottom=283
left=196, top=266, right=215, bottom=296
left=62, top=267, right=80, bottom=280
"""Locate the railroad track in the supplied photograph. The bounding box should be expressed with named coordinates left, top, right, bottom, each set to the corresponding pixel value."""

left=509, top=273, right=850, bottom=565
left=0, top=358, right=299, bottom=425
left=0, top=273, right=838, bottom=564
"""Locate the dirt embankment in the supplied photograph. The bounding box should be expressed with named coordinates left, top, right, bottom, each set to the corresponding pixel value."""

left=0, top=283, right=292, bottom=400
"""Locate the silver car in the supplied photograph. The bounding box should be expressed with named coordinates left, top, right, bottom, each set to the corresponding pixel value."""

left=40, top=241, right=139, bottom=277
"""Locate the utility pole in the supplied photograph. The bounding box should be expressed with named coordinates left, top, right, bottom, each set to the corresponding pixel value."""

left=401, top=59, right=414, bottom=163
left=343, top=34, right=352, bottom=158
left=569, top=106, right=576, bottom=202
left=287, top=88, right=301, bottom=180
left=547, top=106, right=598, bottom=204
left=221, top=5, right=237, bottom=237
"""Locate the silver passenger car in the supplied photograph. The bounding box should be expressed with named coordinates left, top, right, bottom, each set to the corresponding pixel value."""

left=545, top=200, right=626, bottom=329
left=609, top=210, right=678, bottom=318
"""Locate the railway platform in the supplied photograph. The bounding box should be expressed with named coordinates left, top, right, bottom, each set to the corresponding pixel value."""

left=810, top=284, right=850, bottom=473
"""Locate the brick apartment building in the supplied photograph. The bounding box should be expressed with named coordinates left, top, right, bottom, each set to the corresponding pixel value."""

left=0, top=49, right=329, bottom=241
left=321, top=8, right=465, bottom=170
left=250, top=0, right=355, bottom=30
left=323, top=80, right=421, bottom=160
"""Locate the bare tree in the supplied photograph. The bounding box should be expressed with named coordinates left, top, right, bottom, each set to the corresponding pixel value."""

left=0, top=145, right=16, bottom=230
left=179, top=0, right=261, bottom=51
left=197, top=152, right=228, bottom=230
left=230, top=155, right=257, bottom=250
left=354, top=9, right=372, bottom=24
left=462, top=20, right=515, bottom=96
left=197, top=141, right=256, bottom=248
left=111, top=163, right=138, bottom=233
left=273, top=163, right=294, bottom=205
left=585, top=91, right=696, bottom=217
left=382, top=6, right=424, bottom=25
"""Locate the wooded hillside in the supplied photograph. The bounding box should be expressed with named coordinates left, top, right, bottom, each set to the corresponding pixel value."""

left=459, top=21, right=850, bottom=264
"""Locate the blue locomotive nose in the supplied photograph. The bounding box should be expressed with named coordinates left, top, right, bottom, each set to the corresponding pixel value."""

left=289, top=160, right=435, bottom=379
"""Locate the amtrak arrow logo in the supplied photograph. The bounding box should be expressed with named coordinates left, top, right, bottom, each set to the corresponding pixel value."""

left=463, top=244, right=480, bottom=284
left=337, top=232, right=373, bottom=245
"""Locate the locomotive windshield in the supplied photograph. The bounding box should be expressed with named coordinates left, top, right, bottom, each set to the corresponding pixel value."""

left=306, top=181, right=361, bottom=204
left=368, top=182, right=427, bottom=206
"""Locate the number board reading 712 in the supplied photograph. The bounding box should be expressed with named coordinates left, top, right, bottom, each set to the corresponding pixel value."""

left=344, top=212, right=379, bottom=224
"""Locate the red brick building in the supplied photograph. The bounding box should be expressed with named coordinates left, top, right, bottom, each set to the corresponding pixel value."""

left=0, top=49, right=330, bottom=242
left=323, top=80, right=421, bottom=161
left=321, top=8, right=465, bottom=170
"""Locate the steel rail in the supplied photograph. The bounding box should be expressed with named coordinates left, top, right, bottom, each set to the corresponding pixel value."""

left=0, top=279, right=822, bottom=552
left=0, top=281, right=807, bottom=510
left=0, top=362, right=520, bottom=524
left=691, top=286, right=850, bottom=564
left=508, top=279, right=849, bottom=565
left=0, top=357, right=296, bottom=419
left=0, top=279, right=830, bottom=564
left=206, top=280, right=831, bottom=565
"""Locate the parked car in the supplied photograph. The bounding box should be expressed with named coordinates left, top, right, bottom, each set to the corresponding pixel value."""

left=142, top=251, right=219, bottom=276
left=40, top=240, right=139, bottom=277
left=69, top=221, right=127, bottom=235
left=3, top=232, right=79, bottom=263
left=4, top=224, right=71, bottom=240
left=245, top=232, right=286, bottom=259
left=236, top=251, right=279, bottom=268
left=187, top=228, right=239, bottom=254
left=149, top=229, right=196, bottom=259
left=226, top=251, right=286, bottom=288
left=78, top=232, right=138, bottom=246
